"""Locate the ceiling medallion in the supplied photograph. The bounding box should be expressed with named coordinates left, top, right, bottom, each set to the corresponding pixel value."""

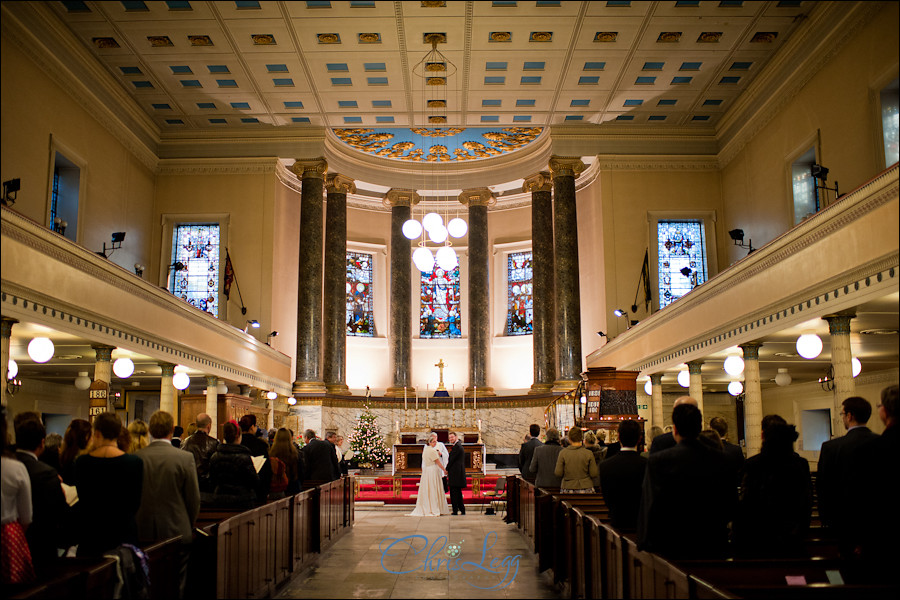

left=421, top=1, right=446, bottom=7
left=92, top=37, right=120, bottom=49
left=594, top=31, right=617, bottom=42
left=751, top=31, right=778, bottom=43
left=147, top=35, right=174, bottom=47
left=698, top=31, right=723, bottom=43
left=489, top=31, right=512, bottom=42
left=530, top=31, right=553, bottom=42
left=428, top=116, right=447, bottom=124
left=425, top=62, right=447, bottom=72
left=358, top=32, right=381, bottom=43
left=657, top=32, right=682, bottom=43
left=426, top=77, right=447, bottom=86
left=423, top=32, right=447, bottom=44
left=252, top=34, right=276, bottom=45
left=188, top=35, right=213, bottom=46
left=317, top=33, right=340, bottom=44
left=411, top=127, right=464, bottom=137
left=333, top=127, right=542, bottom=162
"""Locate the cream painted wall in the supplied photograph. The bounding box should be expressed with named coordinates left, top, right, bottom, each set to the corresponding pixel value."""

left=271, top=181, right=301, bottom=370
left=720, top=2, right=900, bottom=266
left=0, top=37, right=156, bottom=276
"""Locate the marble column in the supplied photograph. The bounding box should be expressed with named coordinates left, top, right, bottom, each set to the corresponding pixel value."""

left=524, top=173, right=556, bottom=394
left=291, top=158, right=328, bottom=394
left=205, top=375, right=218, bottom=439
left=92, top=345, right=114, bottom=412
left=323, top=173, right=356, bottom=394
left=549, top=156, right=587, bottom=391
left=1, top=318, right=16, bottom=408
left=384, top=189, right=420, bottom=397
left=740, top=342, right=763, bottom=456
left=460, top=188, right=495, bottom=396
left=650, top=373, right=664, bottom=431
left=825, top=313, right=856, bottom=436
left=687, top=360, right=705, bottom=421
left=159, top=362, right=176, bottom=415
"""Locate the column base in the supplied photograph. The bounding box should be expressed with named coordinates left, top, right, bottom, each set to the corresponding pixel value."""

left=465, top=386, right=496, bottom=397
left=384, top=386, right=416, bottom=398
left=325, top=383, right=351, bottom=395
left=529, top=382, right=555, bottom=395
left=552, top=379, right=580, bottom=393
left=292, top=380, right=327, bottom=395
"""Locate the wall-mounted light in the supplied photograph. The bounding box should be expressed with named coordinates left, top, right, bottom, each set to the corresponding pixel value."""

left=216, top=379, right=228, bottom=395
left=287, top=396, right=297, bottom=406
left=96, top=232, right=126, bottom=259
left=644, top=379, right=653, bottom=396
left=728, top=228, right=756, bottom=254
left=27, top=337, right=55, bottom=363
left=2, top=178, right=20, bottom=207
left=266, top=331, right=279, bottom=345
left=266, top=391, right=278, bottom=401
left=173, top=365, right=190, bottom=390
left=53, top=217, right=68, bottom=236
left=134, top=263, right=145, bottom=277
left=852, top=357, right=861, bottom=377
left=244, top=319, right=260, bottom=333
left=613, top=308, right=632, bottom=330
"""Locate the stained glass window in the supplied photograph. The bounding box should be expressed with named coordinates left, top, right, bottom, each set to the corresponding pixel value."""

left=881, top=79, right=899, bottom=166
left=506, top=250, right=533, bottom=335
left=170, top=223, right=220, bottom=317
left=346, top=251, right=375, bottom=336
left=420, top=263, right=461, bottom=339
left=657, top=220, right=706, bottom=309
left=791, top=147, right=817, bottom=225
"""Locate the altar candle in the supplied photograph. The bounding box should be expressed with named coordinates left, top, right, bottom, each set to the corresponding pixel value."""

left=478, top=418, right=482, bottom=430
left=474, top=385, right=477, bottom=412
left=415, top=393, right=418, bottom=412
left=404, top=388, right=407, bottom=411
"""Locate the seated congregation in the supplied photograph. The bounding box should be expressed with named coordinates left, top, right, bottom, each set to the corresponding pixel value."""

left=508, top=384, right=899, bottom=599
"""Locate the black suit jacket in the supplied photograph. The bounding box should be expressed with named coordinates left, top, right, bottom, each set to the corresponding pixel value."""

left=637, top=439, right=731, bottom=559
left=302, top=438, right=341, bottom=482
left=649, top=431, right=676, bottom=454
left=817, top=427, right=878, bottom=533
left=518, top=438, right=542, bottom=479
left=16, top=451, right=67, bottom=571
left=241, top=433, right=272, bottom=502
left=447, top=441, right=467, bottom=488
left=597, top=450, right=647, bottom=531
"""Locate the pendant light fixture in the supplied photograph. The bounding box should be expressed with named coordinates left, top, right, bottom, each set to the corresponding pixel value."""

left=27, top=337, right=54, bottom=363
left=113, top=357, right=135, bottom=379
left=796, top=331, right=823, bottom=359
left=728, top=381, right=743, bottom=396
left=677, top=369, right=690, bottom=388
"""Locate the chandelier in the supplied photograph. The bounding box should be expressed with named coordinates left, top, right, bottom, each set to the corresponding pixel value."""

left=404, top=33, right=467, bottom=273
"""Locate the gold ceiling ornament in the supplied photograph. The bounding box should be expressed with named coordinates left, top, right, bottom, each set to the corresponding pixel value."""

left=426, top=77, right=447, bottom=86
left=358, top=32, right=381, bottom=43
left=147, top=35, right=173, bottom=47
left=428, top=116, right=447, bottom=124
left=425, top=62, right=447, bottom=72
left=317, top=33, right=340, bottom=44
left=594, top=31, right=617, bottom=42
left=751, top=31, right=778, bottom=43
left=698, top=31, right=723, bottom=43
left=188, top=35, right=213, bottom=46
left=410, top=127, right=464, bottom=137
left=530, top=31, right=553, bottom=42
left=251, top=34, right=276, bottom=45
left=421, top=1, right=446, bottom=7
left=657, top=32, right=682, bottom=43
left=423, top=32, right=447, bottom=44
left=92, top=37, right=119, bottom=49
left=427, top=100, right=447, bottom=108
left=489, top=31, right=512, bottom=42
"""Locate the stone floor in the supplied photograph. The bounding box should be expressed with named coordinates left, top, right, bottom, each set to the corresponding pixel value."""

left=275, top=507, right=559, bottom=599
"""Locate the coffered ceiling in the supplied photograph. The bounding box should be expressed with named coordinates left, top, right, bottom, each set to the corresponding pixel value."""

left=40, top=0, right=815, bottom=133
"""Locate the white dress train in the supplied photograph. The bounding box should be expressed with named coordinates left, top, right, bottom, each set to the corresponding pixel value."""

left=407, top=445, right=450, bottom=517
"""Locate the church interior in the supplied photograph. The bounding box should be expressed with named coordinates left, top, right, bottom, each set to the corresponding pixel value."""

left=1, top=1, right=899, bottom=595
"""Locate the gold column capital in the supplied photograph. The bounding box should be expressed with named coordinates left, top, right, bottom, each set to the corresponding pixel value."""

left=91, top=344, right=115, bottom=362
left=325, top=173, right=357, bottom=195
left=383, top=188, right=421, bottom=208
left=457, top=187, right=494, bottom=207
left=548, top=156, right=586, bottom=178
left=291, top=158, right=328, bottom=180
left=522, top=172, right=552, bottom=193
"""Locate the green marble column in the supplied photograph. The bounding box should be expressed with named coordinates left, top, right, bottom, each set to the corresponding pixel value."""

left=384, top=189, right=420, bottom=397
left=323, top=174, right=356, bottom=394
left=549, top=157, right=586, bottom=391
left=460, top=188, right=495, bottom=396
left=524, top=173, right=556, bottom=394
left=291, top=158, right=328, bottom=394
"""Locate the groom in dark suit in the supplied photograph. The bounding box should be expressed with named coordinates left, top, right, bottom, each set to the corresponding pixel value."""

left=447, top=431, right=467, bottom=515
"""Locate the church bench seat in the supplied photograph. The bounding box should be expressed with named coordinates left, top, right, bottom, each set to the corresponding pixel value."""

left=139, top=536, right=183, bottom=600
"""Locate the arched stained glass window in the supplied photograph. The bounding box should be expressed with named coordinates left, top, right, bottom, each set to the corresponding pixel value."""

left=657, top=220, right=706, bottom=309
left=170, top=223, right=220, bottom=317
left=347, top=251, right=375, bottom=336
left=506, top=250, right=533, bottom=335
left=420, top=264, right=461, bottom=339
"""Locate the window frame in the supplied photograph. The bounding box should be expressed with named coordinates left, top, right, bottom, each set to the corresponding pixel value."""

left=871, top=69, right=899, bottom=169
left=785, top=131, right=822, bottom=226
left=45, top=135, right=87, bottom=244
left=159, top=213, right=230, bottom=320
left=647, top=211, right=718, bottom=313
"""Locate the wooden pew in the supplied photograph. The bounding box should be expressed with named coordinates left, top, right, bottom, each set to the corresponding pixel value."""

left=140, top=536, right=183, bottom=600
left=271, top=496, right=292, bottom=588
left=549, top=494, right=607, bottom=588
left=534, top=486, right=559, bottom=572
left=291, top=489, right=316, bottom=573
left=8, top=558, right=117, bottom=600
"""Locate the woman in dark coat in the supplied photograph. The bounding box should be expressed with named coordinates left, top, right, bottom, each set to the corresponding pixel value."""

left=208, top=421, right=259, bottom=509
left=732, top=414, right=811, bottom=557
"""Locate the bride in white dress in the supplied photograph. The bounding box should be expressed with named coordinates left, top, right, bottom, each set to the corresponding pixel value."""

left=408, top=433, right=450, bottom=517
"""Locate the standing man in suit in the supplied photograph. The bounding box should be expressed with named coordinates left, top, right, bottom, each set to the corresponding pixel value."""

left=135, top=411, right=200, bottom=599
left=598, top=420, right=647, bottom=532
left=301, top=430, right=341, bottom=482
left=649, top=396, right=698, bottom=453
left=181, top=413, right=219, bottom=493
left=13, top=415, right=67, bottom=576
left=446, top=431, right=467, bottom=515
left=817, top=396, right=879, bottom=558
left=518, top=424, right=542, bottom=482
left=239, top=414, right=272, bottom=503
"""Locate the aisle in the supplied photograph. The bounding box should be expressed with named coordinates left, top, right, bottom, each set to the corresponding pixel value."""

left=275, top=508, right=557, bottom=599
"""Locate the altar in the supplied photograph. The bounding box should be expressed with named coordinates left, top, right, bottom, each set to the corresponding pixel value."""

left=391, top=443, right=486, bottom=476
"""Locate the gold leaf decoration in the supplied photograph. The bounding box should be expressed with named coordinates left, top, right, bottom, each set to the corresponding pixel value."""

left=252, top=34, right=276, bottom=45
left=594, top=31, right=617, bottom=42
left=188, top=35, right=213, bottom=46
left=317, top=33, right=340, bottom=44
left=530, top=31, right=553, bottom=42
left=489, top=31, right=511, bottom=42
left=147, top=36, right=173, bottom=47
left=93, top=37, right=120, bottom=49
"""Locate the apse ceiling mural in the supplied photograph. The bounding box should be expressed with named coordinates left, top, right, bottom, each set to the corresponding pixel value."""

left=332, top=127, right=543, bottom=162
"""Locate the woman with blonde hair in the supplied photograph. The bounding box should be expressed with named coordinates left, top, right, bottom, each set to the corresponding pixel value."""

left=127, top=420, right=149, bottom=454
left=582, top=430, right=605, bottom=487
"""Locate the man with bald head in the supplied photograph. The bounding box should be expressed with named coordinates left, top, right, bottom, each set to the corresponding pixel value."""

left=181, top=412, right=219, bottom=492
left=649, top=396, right=699, bottom=454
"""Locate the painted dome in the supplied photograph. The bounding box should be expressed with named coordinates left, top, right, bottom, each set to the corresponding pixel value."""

left=332, top=127, right=543, bottom=162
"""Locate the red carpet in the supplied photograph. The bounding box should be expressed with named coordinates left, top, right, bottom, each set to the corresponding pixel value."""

left=355, top=476, right=504, bottom=505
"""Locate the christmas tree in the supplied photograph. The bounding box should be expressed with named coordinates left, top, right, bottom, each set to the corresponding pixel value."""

left=348, top=401, right=390, bottom=469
